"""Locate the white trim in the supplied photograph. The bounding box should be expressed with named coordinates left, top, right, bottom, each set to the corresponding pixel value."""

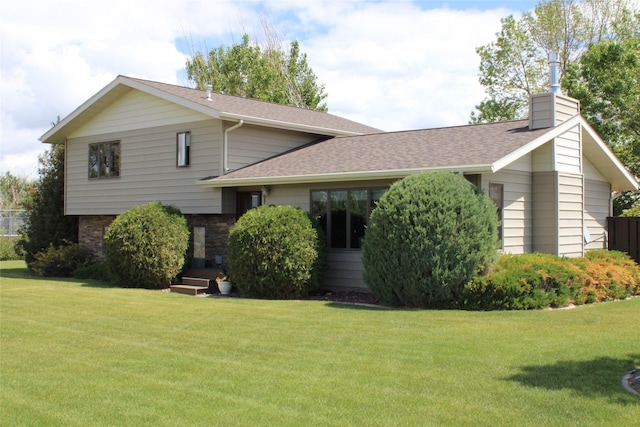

left=197, top=164, right=493, bottom=188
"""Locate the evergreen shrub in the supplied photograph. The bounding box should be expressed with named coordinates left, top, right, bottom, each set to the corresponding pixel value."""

left=104, top=202, right=189, bottom=289
left=227, top=205, right=326, bottom=299
left=0, top=239, right=21, bottom=261
left=31, top=240, right=90, bottom=277
left=460, top=253, right=584, bottom=310
left=462, top=250, right=640, bottom=310
left=362, top=171, right=500, bottom=308
left=576, top=249, right=640, bottom=303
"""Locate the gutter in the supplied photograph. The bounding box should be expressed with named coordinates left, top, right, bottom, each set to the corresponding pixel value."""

left=223, top=120, right=244, bottom=174
left=197, top=164, right=493, bottom=188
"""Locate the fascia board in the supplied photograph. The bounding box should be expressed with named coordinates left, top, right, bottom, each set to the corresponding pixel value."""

left=197, top=164, right=493, bottom=188
left=580, top=119, right=638, bottom=191
left=219, top=112, right=364, bottom=136
left=39, top=77, right=124, bottom=143
left=491, top=115, right=583, bottom=173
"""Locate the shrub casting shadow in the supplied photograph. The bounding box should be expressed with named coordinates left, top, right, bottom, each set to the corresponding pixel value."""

left=506, top=354, right=640, bottom=404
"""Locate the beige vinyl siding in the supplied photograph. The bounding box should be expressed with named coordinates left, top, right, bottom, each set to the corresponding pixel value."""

left=532, top=141, right=554, bottom=171
left=70, top=89, right=212, bottom=138
left=532, top=171, right=558, bottom=254
left=529, top=93, right=580, bottom=129
left=65, top=119, right=223, bottom=215
left=323, top=251, right=368, bottom=291
left=558, top=173, right=584, bottom=256
left=554, top=124, right=582, bottom=174
left=483, top=169, right=533, bottom=254
left=584, top=178, right=610, bottom=250
left=226, top=125, right=318, bottom=173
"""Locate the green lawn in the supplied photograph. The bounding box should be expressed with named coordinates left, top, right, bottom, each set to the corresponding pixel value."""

left=1, top=260, right=638, bottom=426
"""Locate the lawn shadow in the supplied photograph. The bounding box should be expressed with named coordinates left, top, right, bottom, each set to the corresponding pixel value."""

left=0, top=268, right=49, bottom=281
left=324, top=302, right=392, bottom=311
left=506, top=354, right=640, bottom=404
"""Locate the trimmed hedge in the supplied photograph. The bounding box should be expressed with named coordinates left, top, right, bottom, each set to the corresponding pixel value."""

left=227, top=205, right=326, bottom=299
left=104, top=202, right=189, bottom=289
left=362, top=172, right=500, bottom=308
left=461, top=250, right=640, bottom=310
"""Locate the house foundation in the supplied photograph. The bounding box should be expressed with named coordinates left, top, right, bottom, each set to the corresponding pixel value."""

left=78, top=214, right=236, bottom=262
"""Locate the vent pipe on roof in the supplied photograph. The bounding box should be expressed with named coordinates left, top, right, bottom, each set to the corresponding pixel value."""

left=549, top=52, right=561, bottom=93
left=206, top=83, right=213, bottom=101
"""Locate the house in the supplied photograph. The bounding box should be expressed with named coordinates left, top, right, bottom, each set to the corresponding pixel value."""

left=40, top=75, right=638, bottom=291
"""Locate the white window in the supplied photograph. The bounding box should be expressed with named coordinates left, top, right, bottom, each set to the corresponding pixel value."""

left=177, top=132, right=191, bottom=167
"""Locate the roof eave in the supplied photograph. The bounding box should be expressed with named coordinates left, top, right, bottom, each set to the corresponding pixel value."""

left=219, top=112, right=369, bottom=136
left=197, top=165, right=493, bottom=188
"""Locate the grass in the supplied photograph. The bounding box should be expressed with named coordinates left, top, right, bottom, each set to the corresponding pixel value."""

left=1, top=260, right=639, bottom=426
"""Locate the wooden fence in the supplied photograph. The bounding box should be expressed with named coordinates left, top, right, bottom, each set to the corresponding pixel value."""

left=607, top=217, right=640, bottom=263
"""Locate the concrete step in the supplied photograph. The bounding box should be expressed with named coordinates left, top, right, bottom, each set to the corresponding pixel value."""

left=170, top=284, right=209, bottom=295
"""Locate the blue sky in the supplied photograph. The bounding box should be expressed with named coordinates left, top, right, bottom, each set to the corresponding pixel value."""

left=1, top=0, right=539, bottom=178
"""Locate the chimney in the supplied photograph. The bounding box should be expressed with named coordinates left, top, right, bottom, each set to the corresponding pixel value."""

left=548, top=52, right=561, bottom=94
left=206, top=83, right=213, bottom=101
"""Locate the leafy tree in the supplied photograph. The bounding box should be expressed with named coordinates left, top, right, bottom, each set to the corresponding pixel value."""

left=564, top=14, right=640, bottom=213
left=0, top=172, right=33, bottom=210
left=186, top=29, right=328, bottom=111
left=17, top=145, right=78, bottom=268
left=471, top=0, right=633, bottom=123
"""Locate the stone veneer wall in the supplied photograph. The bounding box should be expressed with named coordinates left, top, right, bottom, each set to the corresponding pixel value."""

left=78, top=215, right=116, bottom=259
left=78, top=214, right=236, bottom=261
left=186, top=214, right=236, bottom=263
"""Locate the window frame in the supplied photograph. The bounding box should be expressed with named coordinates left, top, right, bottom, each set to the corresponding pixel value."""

left=310, top=187, right=387, bottom=251
left=177, top=131, right=191, bottom=167
left=88, top=141, right=120, bottom=179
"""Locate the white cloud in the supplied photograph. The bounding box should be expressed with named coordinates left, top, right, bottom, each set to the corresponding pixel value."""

left=0, top=0, right=532, bottom=178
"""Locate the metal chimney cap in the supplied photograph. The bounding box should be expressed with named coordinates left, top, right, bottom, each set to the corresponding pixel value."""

left=548, top=52, right=561, bottom=93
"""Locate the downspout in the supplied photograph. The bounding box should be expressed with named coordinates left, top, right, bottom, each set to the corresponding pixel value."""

left=223, top=120, right=243, bottom=174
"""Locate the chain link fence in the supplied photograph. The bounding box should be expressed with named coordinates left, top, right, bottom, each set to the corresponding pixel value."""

left=1, top=210, right=26, bottom=239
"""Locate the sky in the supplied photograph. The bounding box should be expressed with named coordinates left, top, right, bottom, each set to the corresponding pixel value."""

left=1, top=0, right=539, bottom=179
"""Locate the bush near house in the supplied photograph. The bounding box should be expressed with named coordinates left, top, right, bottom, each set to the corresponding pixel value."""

left=227, top=205, right=326, bottom=299
left=362, top=171, right=500, bottom=308
left=104, top=202, right=189, bottom=289
left=31, top=240, right=91, bottom=277
left=461, top=250, right=640, bottom=310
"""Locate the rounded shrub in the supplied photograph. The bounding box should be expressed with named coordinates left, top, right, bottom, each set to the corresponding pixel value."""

left=362, top=171, right=500, bottom=308
left=227, top=205, right=326, bottom=299
left=104, top=202, right=189, bottom=289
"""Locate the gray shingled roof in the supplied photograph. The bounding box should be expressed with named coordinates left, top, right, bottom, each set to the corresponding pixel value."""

left=128, top=77, right=383, bottom=135
left=203, top=119, right=551, bottom=185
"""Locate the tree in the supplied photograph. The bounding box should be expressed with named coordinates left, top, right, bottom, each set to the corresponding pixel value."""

left=564, top=15, right=640, bottom=213
left=185, top=24, right=328, bottom=111
left=471, top=0, right=632, bottom=123
left=0, top=172, right=33, bottom=210
left=17, top=145, right=78, bottom=267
